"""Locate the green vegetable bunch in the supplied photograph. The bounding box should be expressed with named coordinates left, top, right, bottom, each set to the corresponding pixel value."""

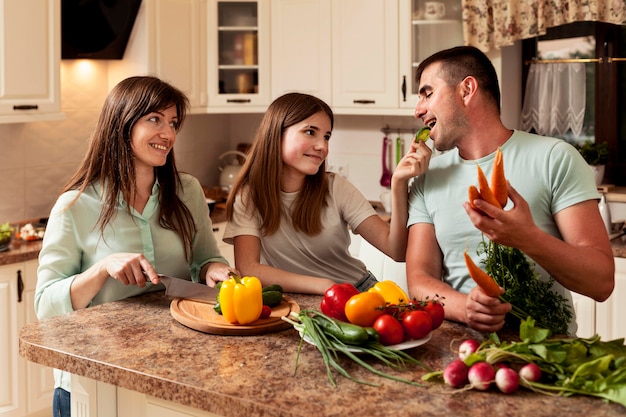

left=477, top=239, right=572, bottom=335
left=0, top=223, right=12, bottom=245
left=283, top=309, right=428, bottom=387
left=462, top=318, right=626, bottom=407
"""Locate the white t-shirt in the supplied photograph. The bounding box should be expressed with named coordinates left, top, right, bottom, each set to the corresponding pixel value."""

left=408, top=130, right=599, bottom=331
left=224, top=173, right=377, bottom=284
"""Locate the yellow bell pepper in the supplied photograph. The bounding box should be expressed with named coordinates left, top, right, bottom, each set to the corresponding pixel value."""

left=219, top=273, right=263, bottom=325
left=368, top=280, right=409, bottom=305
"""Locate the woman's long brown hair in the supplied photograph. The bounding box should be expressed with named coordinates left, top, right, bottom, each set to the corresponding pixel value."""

left=61, top=76, right=196, bottom=259
left=226, top=93, right=334, bottom=236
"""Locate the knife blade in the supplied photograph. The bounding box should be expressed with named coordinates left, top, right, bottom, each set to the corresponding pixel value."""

left=157, top=274, right=219, bottom=304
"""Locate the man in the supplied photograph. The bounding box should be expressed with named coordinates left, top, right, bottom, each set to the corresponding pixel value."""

left=406, top=46, right=614, bottom=334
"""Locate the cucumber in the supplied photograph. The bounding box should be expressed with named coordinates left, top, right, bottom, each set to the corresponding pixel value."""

left=364, top=326, right=380, bottom=343
left=262, top=290, right=283, bottom=307
left=312, top=314, right=369, bottom=345
left=415, top=126, right=431, bottom=142
left=262, top=284, right=283, bottom=293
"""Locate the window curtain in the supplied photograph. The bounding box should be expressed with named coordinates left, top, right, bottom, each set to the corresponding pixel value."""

left=520, top=62, right=586, bottom=137
left=462, top=0, right=626, bottom=52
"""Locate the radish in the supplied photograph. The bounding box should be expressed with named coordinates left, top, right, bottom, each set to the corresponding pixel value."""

left=458, top=339, right=479, bottom=360
left=443, top=359, right=469, bottom=388
left=467, top=361, right=495, bottom=391
left=519, top=362, right=542, bottom=382
left=495, top=367, right=519, bottom=394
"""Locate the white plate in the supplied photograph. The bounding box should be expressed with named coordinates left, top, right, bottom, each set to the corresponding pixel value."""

left=299, top=330, right=431, bottom=352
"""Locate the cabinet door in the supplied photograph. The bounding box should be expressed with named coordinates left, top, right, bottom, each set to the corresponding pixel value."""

left=212, top=222, right=234, bottom=266
left=595, top=257, right=626, bottom=340
left=331, top=0, right=399, bottom=111
left=0, top=0, right=61, bottom=122
left=270, top=0, right=331, bottom=103
left=207, top=0, right=271, bottom=110
left=571, top=292, right=595, bottom=338
left=109, top=0, right=207, bottom=111
left=0, top=263, right=24, bottom=417
left=398, top=0, right=464, bottom=109
left=23, top=260, right=54, bottom=415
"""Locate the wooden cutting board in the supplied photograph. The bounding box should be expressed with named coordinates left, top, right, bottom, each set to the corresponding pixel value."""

left=170, top=296, right=300, bottom=336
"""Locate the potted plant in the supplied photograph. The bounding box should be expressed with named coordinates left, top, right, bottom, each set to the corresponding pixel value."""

left=576, top=140, right=609, bottom=185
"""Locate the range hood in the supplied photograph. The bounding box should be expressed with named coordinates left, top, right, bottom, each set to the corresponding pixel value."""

left=61, top=0, right=142, bottom=60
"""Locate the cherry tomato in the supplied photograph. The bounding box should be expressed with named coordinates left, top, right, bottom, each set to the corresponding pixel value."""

left=259, top=305, right=272, bottom=319
left=344, top=292, right=386, bottom=327
left=372, top=314, right=404, bottom=346
left=422, top=300, right=445, bottom=330
left=402, top=310, right=432, bottom=340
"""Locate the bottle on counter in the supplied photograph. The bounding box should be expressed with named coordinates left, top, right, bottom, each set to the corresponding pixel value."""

left=598, top=192, right=612, bottom=235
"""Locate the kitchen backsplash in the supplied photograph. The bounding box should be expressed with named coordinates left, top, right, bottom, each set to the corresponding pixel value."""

left=0, top=61, right=421, bottom=223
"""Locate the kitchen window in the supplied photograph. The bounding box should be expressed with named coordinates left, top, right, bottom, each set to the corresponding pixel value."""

left=522, top=22, right=626, bottom=186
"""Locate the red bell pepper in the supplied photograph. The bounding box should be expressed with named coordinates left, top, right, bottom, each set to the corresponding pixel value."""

left=320, top=283, right=360, bottom=322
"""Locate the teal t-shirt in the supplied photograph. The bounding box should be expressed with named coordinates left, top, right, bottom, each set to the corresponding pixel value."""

left=408, top=130, right=598, bottom=314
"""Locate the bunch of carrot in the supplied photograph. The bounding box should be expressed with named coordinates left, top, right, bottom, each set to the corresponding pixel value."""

left=465, top=147, right=507, bottom=297
left=468, top=147, right=507, bottom=210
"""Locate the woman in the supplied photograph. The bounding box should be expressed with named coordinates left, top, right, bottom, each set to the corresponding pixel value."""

left=35, top=76, right=236, bottom=417
left=224, top=92, right=431, bottom=294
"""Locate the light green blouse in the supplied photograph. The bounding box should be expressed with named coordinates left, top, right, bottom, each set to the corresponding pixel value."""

left=36, top=173, right=227, bottom=319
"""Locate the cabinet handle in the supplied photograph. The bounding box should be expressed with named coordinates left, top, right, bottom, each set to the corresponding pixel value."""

left=353, top=99, right=375, bottom=104
left=226, top=99, right=252, bottom=103
left=13, top=104, right=39, bottom=111
left=402, top=76, right=407, bottom=102
left=17, top=270, right=24, bottom=303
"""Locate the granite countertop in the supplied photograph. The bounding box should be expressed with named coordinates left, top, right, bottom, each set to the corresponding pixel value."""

left=19, top=292, right=624, bottom=416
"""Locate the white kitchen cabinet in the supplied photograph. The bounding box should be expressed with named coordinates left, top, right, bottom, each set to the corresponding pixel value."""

left=0, top=0, right=62, bottom=124
left=398, top=0, right=464, bottom=109
left=331, top=0, right=399, bottom=112
left=108, top=0, right=208, bottom=113
left=270, top=0, right=332, bottom=103
left=596, top=257, right=626, bottom=340
left=0, top=260, right=53, bottom=417
left=72, top=376, right=221, bottom=417
left=349, top=232, right=408, bottom=292
left=572, top=257, right=626, bottom=341
left=206, top=0, right=271, bottom=111
left=212, top=222, right=234, bottom=267
left=571, top=291, right=596, bottom=338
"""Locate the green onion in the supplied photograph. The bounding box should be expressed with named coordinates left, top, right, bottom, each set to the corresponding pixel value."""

left=282, top=309, right=429, bottom=387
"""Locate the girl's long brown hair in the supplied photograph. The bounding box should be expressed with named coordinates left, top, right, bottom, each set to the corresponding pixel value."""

left=62, top=76, right=196, bottom=258
left=226, top=93, right=334, bottom=236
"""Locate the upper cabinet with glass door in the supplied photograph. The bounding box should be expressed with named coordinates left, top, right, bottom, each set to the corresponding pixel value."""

left=207, top=0, right=270, bottom=111
left=398, top=0, right=464, bottom=109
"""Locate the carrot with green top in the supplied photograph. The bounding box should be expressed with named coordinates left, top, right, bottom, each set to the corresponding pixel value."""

left=477, top=165, right=502, bottom=208
left=491, top=147, right=508, bottom=207
left=463, top=250, right=501, bottom=297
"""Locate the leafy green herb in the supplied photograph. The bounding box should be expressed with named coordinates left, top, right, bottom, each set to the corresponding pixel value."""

left=463, top=318, right=626, bottom=408
left=477, top=238, right=572, bottom=334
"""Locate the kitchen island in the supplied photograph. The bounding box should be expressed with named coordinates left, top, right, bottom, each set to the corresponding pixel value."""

left=19, top=292, right=624, bottom=417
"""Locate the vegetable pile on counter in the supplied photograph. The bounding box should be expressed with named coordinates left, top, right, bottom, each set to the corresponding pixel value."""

left=283, top=280, right=444, bottom=386
left=466, top=147, right=572, bottom=334
left=0, top=222, right=12, bottom=245
left=423, top=318, right=626, bottom=408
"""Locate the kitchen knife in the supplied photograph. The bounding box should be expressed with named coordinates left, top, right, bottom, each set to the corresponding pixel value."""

left=157, top=274, right=219, bottom=304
